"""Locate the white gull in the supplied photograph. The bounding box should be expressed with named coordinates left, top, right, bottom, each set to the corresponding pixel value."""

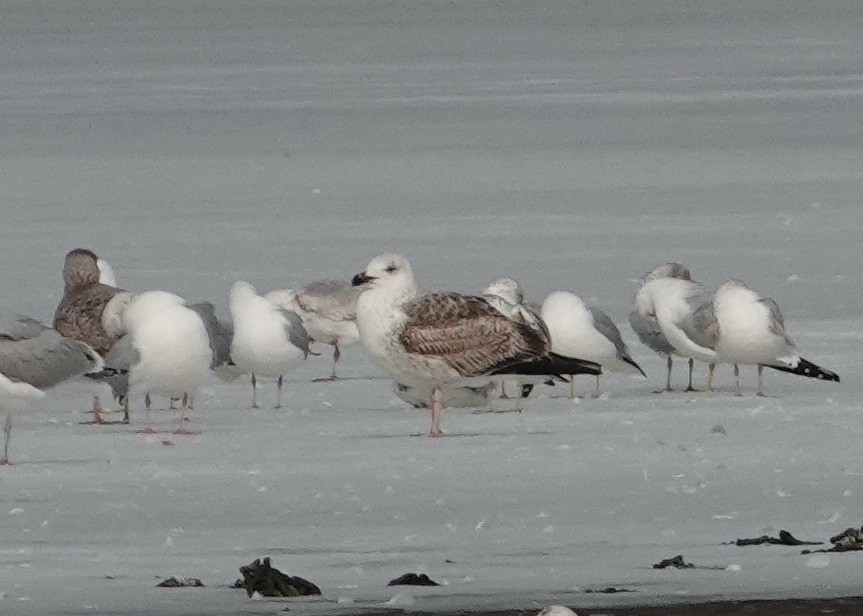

left=629, top=262, right=696, bottom=391
left=697, top=279, right=840, bottom=395
left=634, top=272, right=719, bottom=391
left=89, top=291, right=214, bottom=432
left=229, top=281, right=311, bottom=409
left=541, top=291, right=646, bottom=398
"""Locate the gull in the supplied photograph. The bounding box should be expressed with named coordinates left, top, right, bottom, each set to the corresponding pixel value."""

left=634, top=272, right=719, bottom=391
left=482, top=278, right=548, bottom=339
left=265, top=280, right=359, bottom=381
left=98, top=299, right=235, bottom=421
left=229, top=281, right=311, bottom=409
left=0, top=314, right=103, bottom=464
left=481, top=278, right=552, bottom=402
left=629, top=262, right=696, bottom=391
left=541, top=291, right=646, bottom=398
left=695, top=279, right=839, bottom=395
left=351, top=254, right=601, bottom=436
left=88, top=291, right=214, bottom=433
left=53, top=248, right=126, bottom=421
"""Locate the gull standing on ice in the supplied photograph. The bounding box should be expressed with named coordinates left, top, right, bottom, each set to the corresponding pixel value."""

left=0, top=315, right=103, bottom=464
left=53, top=248, right=125, bottom=420
left=265, top=280, right=359, bottom=381
left=89, top=291, right=214, bottom=432
left=229, top=281, right=311, bottom=409
left=629, top=262, right=695, bottom=391
left=541, top=291, right=646, bottom=398
left=634, top=272, right=719, bottom=391
left=482, top=277, right=550, bottom=401
left=696, top=279, right=839, bottom=396
left=351, top=254, right=601, bottom=436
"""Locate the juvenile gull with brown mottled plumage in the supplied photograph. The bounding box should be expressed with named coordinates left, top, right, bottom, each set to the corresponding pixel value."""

left=351, top=254, right=601, bottom=436
left=52, top=248, right=126, bottom=421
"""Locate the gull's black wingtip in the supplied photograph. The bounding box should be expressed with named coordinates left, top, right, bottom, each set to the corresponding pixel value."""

left=766, top=358, right=839, bottom=383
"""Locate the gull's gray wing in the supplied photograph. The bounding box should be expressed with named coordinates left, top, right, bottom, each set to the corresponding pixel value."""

left=279, top=309, right=311, bottom=357
left=643, top=262, right=692, bottom=283
left=294, top=280, right=359, bottom=322
left=628, top=310, right=675, bottom=356
left=591, top=307, right=645, bottom=376
left=188, top=302, right=233, bottom=368
left=0, top=314, right=48, bottom=342
left=589, top=307, right=628, bottom=358
left=682, top=295, right=719, bottom=350
left=0, top=317, right=102, bottom=390
left=758, top=297, right=786, bottom=337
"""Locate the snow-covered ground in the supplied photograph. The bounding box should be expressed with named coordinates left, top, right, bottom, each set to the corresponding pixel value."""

left=2, top=1, right=862, bottom=614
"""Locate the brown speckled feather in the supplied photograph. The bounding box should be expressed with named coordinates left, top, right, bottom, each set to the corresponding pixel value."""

left=399, top=293, right=548, bottom=377
left=53, top=282, right=122, bottom=355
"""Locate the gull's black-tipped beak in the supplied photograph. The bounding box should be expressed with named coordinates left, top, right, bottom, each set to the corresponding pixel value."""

left=352, top=271, right=373, bottom=287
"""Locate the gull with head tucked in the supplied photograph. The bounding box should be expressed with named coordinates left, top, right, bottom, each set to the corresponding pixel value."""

left=698, top=279, right=839, bottom=395
left=351, top=254, right=601, bottom=436
left=541, top=291, right=646, bottom=398
left=53, top=248, right=126, bottom=421
left=634, top=270, right=719, bottom=392
left=229, top=281, right=311, bottom=409
left=88, top=290, right=215, bottom=432
left=482, top=277, right=551, bottom=402
left=629, top=262, right=696, bottom=392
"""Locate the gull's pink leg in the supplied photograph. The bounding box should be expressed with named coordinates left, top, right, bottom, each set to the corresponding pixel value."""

left=92, top=396, right=106, bottom=423
left=137, top=393, right=156, bottom=434
left=428, top=388, right=444, bottom=437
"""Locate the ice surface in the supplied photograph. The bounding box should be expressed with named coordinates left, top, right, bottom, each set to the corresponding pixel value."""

left=1, top=1, right=862, bottom=614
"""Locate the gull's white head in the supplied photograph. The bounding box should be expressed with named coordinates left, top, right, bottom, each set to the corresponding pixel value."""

left=642, top=262, right=692, bottom=284
left=483, top=278, right=524, bottom=305
left=351, top=254, right=416, bottom=295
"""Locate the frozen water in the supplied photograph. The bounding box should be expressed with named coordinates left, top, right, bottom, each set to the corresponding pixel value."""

left=1, top=1, right=862, bottom=614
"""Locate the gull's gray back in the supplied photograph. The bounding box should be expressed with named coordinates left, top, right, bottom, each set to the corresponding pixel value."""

left=279, top=309, right=311, bottom=357
left=295, top=280, right=359, bottom=322
left=628, top=310, right=675, bottom=356
left=589, top=307, right=629, bottom=358
left=188, top=302, right=233, bottom=368
left=683, top=294, right=719, bottom=350
left=0, top=314, right=101, bottom=389
left=758, top=297, right=788, bottom=339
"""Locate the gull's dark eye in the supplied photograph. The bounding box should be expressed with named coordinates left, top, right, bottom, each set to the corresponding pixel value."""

left=385, top=264, right=398, bottom=273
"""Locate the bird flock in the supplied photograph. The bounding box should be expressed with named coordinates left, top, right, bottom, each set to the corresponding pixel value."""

left=0, top=248, right=840, bottom=462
